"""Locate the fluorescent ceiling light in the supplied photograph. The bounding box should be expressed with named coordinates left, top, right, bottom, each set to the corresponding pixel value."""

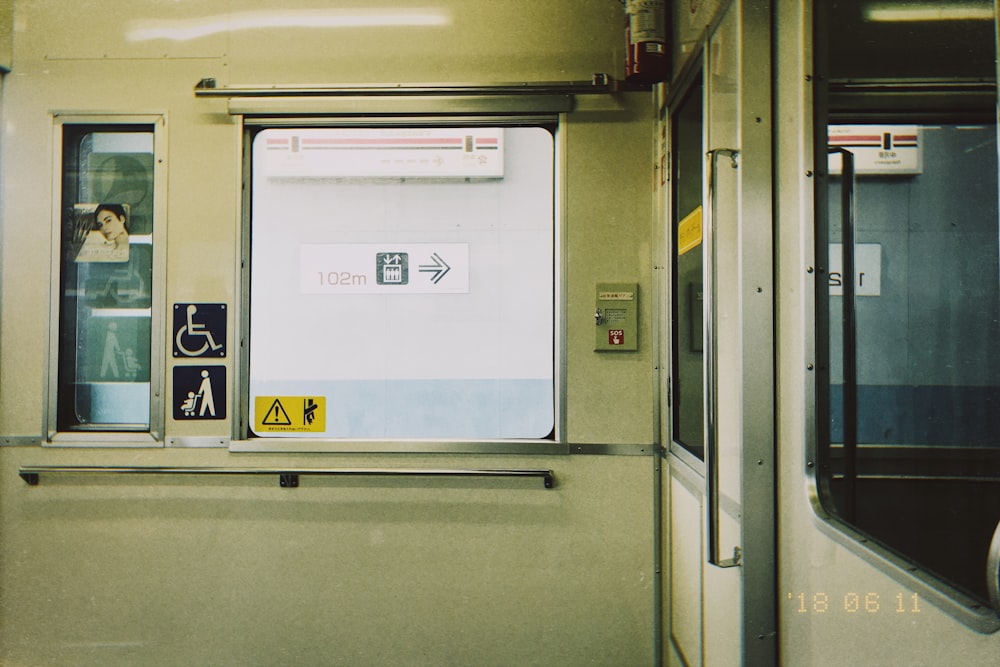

left=864, top=2, right=993, bottom=22
left=128, top=9, right=451, bottom=42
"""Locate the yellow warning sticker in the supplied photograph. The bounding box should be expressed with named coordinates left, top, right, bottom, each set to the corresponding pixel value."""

left=254, top=396, right=326, bottom=433
left=677, top=206, right=703, bottom=256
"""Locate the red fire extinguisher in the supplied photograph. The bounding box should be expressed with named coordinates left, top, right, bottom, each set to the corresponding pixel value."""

left=625, top=0, right=668, bottom=84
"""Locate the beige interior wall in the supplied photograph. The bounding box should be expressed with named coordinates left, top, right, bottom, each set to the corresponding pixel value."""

left=0, top=2, right=658, bottom=664
left=1, top=448, right=653, bottom=666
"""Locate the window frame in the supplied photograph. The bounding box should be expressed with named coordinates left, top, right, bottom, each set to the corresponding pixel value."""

left=234, top=115, right=566, bottom=452
left=47, top=113, right=168, bottom=446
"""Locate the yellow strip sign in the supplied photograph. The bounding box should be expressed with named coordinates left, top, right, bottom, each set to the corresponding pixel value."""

left=254, top=396, right=326, bottom=433
left=677, top=206, right=703, bottom=256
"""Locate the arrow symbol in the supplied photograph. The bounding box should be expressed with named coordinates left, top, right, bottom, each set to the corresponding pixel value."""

left=419, top=253, right=451, bottom=284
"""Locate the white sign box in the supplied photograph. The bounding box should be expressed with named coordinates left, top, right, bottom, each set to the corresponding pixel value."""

left=829, top=243, right=882, bottom=296
left=300, top=243, right=469, bottom=294
left=828, top=125, right=922, bottom=175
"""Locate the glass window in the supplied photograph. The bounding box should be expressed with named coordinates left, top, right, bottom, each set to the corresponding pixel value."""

left=671, top=76, right=705, bottom=459
left=247, top=126, right=555, bottom=440
left=56, top=127, right=155, bottom=431
left=815, top=3, right=1000, bottom=610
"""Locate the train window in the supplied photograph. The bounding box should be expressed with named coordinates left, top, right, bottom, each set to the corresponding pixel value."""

left=815, top=3, right=1000, bottom=614
left=670, top=75, right=705, bottom=460
left=54, top=125, right=157, bottom=434
left=247, top=126, right=555, bottom=440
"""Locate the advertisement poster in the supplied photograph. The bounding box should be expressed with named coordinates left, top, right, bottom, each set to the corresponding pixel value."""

left=71, top=203, right=131, bottom=263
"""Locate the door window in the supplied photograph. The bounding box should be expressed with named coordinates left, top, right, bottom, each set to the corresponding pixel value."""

left=671, top=76, right=705, bottom=459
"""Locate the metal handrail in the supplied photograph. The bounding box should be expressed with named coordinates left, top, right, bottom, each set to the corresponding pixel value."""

left=18, top=465, right=554, bottom=489
left=193, top=75, right=615, bottom=98
left=704, top=147, right=741, bottom=569
left=829, top=146, right=858, bottom=522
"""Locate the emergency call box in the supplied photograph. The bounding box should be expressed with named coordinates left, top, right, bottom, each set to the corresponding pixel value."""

left=595, top=282, right=638, bottom=351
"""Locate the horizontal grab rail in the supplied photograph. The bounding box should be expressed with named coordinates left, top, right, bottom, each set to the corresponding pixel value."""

left=19, top=465, right=554, bottom=489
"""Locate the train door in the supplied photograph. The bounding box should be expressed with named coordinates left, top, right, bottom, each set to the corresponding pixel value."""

left=820, top=0, right=1000, bottom=634
left=774, top=0, right=1000, bottom=664
left=664, top=1, right=774, bottom=665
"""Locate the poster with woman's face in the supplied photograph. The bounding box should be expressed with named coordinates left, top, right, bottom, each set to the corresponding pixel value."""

left=72, top=203, right=130, bottom=263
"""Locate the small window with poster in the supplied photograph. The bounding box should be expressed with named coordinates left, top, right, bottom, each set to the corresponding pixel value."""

left=55, top=126, right=157, bottom=433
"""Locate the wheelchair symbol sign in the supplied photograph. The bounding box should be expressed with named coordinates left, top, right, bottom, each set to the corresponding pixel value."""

left=173, top=303, right=226, bottom=357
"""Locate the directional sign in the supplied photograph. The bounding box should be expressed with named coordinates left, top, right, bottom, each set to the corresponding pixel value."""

left=419, top=253, right=451, bottom=284
left=300, top=243, right=469, bottom=294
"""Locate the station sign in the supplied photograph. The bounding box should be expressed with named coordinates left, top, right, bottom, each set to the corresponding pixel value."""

left=828, top=126, right=922, bottom=175
left=300, top=243, right=469, bottom=294
left=262, top=128, right=504, bottom=179
left=828, top=243, right=882, bottom=297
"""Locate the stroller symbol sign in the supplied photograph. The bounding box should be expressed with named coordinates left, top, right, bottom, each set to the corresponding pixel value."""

left=173, top=366, right=226, bottom=420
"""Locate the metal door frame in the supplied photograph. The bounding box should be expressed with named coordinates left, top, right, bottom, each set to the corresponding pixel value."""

left=662, top=0, right=775, bottom=663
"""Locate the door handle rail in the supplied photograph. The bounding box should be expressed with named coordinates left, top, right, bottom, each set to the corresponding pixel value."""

left=705, top=147, right=741, bottom=569
left=19, top=465, right=554, bottom=489
left=829, top=147, right=859, bottom=523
